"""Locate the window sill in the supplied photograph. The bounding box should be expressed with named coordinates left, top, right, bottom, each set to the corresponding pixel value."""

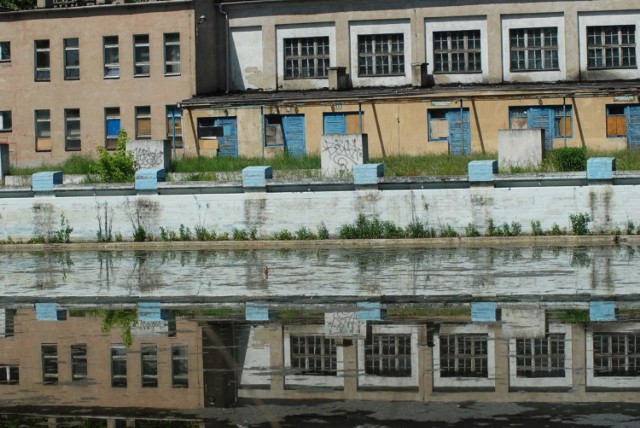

left=358, top=73, right=405, bottom=78
left=0, top=60, right=11, bottom=64
left=64, top=78, right=80, bottom=81
left=134, top=74, right=151, bottom=78
left=65, top=148, right=82, bottom=152
left=36, top=150, right=52, bottom=153
left=0, top=129, right=12, bottom=133
left=509, top=68, right=560, bottom=73
left=283, top=76, right=328, bottom=80
left=433, top=71, right=482, bottom=75
left=587, top=66, right=638, bottom=71
left=34, top=79, right=51, bottom=82
left=164, top=73, right=181, bottom=77
left=103, top=76, right=120, bottom=80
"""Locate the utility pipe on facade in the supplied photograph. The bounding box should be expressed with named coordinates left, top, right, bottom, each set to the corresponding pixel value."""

left=216, top=2, right=230, bottom=94
left=563, top=96, right=567, bottom=148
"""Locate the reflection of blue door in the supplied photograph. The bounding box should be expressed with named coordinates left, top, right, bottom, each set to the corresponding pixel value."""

left=323, top=113, right=347, bottom=134
left=214, top=117, right=238, bottom=157
left=446, top=109, right=471, bottom=155
left=282, top=114, right=305, bottom=158
left=528, top=107, right=554, bottom=151
left=627, top=105, right=640, bottom=148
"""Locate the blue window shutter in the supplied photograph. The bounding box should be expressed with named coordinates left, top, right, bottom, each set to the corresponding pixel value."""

left=626, top=105, right=640, bottom=148
left=528, top=107, right=554, bottom=150
left=446, top=109, right=471, bottom=155
left=214, top=117, right=238, bottom=157
left=282, top=114, right=306, bottom=158
left=323, top=113, right=347, bottom=134
left=106, top=118, right=120, bottom=137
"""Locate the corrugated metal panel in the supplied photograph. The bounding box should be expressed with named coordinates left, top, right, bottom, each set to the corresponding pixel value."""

left=214, top=117, right=238, bottom=157
left=446, top=109, right=471, bottom=155
left=323, top=113, right=347, bottom=134
left=626, top=105, right=640, bottom=148
left=282, top=114, right=306, bottom=158
left=528, top=107, right=554, bottom=150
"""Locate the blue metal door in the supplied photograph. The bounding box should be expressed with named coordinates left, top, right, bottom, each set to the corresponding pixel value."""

left=282, top=114, right=306, bottom=158
left=626, top=105, right=640, bottom=148
left=528, top=107, right=554, bottom=151
left=446, top=109, right=471, bottom=155
left=323, top=113, right=347, bottom=134
left=214, top=117, right=238, bottom=157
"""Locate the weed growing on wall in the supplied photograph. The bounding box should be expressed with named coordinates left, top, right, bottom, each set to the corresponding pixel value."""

left=295, top=227, right=317, bottom=240
left=464, top=224, right=481, bottom=237
left=274, top=230, right=294, bottom=240
left=569, top=213, right=591, bottom=235
left=194, top=226, right=217, bottom=241
left=317, top=222, right=330, bottom=239
left=439, top=224, right=459, bottom=238
left=49, top=214, right=73, bottom=243
left=132, top=225, right=148, bottom=242
left=549, top=223, right=565, bottom=235
left=626, top=220, right=636, bottom=235
left=531, top=220, right=544, bottom=236
left=96, top=202, right=113, bottom=242
left=179, top=224, right=193, bottom=241
left=100, top=309, right=137, bottom=347
left=91, top=130, right=135, bottom=183
left=232, top=227, right=257, bottom=241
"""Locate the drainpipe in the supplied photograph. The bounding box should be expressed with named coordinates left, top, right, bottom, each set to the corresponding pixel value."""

left=358, top=102, right=363, bottom=134
left=563, top=96, right=567, bottom=148
left=216, top=2, right=230, bottom=94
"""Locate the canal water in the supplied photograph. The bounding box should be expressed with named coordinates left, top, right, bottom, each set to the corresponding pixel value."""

left=0, top=245, right=640, bottom=427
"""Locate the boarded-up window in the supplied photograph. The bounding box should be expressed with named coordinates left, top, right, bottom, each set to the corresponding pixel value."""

left=264, top=115, right=285, bottom=147
left=345, top=113, right=363, bottom=134
left=135, top=106, right=151, bottom=139
left=428, top=110, right=449, bottom=141
left=607, top=105, right=627, bottom=137
left=510, top=107, right=528, bottom=130
left=553, top=106, right=572, bottom=138
left=35, top=109, right=51, bottom=152
left=197, top=118, right=224, bottom=139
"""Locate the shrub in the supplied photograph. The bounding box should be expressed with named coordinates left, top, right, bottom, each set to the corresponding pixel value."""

left=232, top=228, right=249, bottom=241
left=405, top=221, right=435, bottom=238
left=549, top=223, right=564, bottom=236
left=626, top=220, right=636, bottom=235
left=274, top=230, right=294, bottom=240
left=295, top=227, right=317, bottom=240
left=133, top=225, right=148, bottom=242
left=464, top=223, right=481, bottom=237
left=531, top=220, right=544, bottom=236
left=509, top=221, right=522, bottom=236
left=49, top=214, right=73, bottom=243
left=194, top=226, right=216, bottom=241
left=317, top=222, right=330, bottom=240
left=91, top=130, right=135, bottom=183
left=439, top=224, right=459, bottom=238
left=549, top=147, right=587, bottom=172
left=569, top=212, right=591, bottom=235
left=179, top=224, right=192, bottom=241
left=487, top=219, right=501, bottom=236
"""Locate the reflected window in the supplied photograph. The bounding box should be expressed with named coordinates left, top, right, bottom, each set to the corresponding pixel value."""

left=71, top=344, right=88, bottom=381
left=0, top=366, right=19, bottom=385
left=172, top=345, right=189, bottom=387
left=291, top=335, right=337, bottom=376
left=440, top=334, right=488, bottom=377
left=365, top=334, right=411, bottom=377
left=516, top=334, right=565, bottom=377
left=594, top=333, right=640, bottom=376
left=111, top=344, right=127, bottom=387
left=141, top=344, right=158, bottom=387
left=41, top=344, right=58, bottom=385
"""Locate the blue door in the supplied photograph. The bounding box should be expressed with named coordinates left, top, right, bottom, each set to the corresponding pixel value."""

left=626, top=105, right=640, bottom=148
left=323, top=113, right=347, bottom=134
left=214, top=117, right=238, bottom=157
left=282, top=114, right=306, bottom=158
left=528, top=107, right=554, bottom=151
left=446, top=109, right=471, bottom=155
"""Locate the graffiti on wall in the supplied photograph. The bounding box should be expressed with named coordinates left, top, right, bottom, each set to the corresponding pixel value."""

left=320, top=134, right=368, bottom=177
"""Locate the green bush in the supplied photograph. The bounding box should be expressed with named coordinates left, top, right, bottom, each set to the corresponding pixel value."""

left=49, top=214, right=73, bottom=243
left=274, top=229, right=294, bottom=240
left=569, top=212, right=591, bottom=235
left=295, top=226, right=317, bottom=240
left=91, top=130, right=135, bottom=183
left=549, top=223, right=565, bottom=236
left=405, top=221, right=436, bottom=238
left=531, top=220, right=544, bottom=236
left=626, top=220, right=636, bottom=235
left=464, top=223, right=480, bottom=237
left=549, top=147, right=587, bottom=172
left=133, top=225, right=148, bottom=242
left=439, top=224, right=459, bottom=238
left=179, top=224, right=192, bottom=241
left=194, top=226, right=216, bottom=241
left=317, top=222, right=330, bottom=240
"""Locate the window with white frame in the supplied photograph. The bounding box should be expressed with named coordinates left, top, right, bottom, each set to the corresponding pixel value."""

left=164, top=33, right=180, bottom=75
left=440, top=334, right=488, bottom=377
left=358, top=33, right=405, bottom=76
left=64, top=108, right=81, bottom=151
left=291, top=335, right=337, bottom=376
left=587, top=26, right=637, bottom=70
left=0, top=366, right=18, bottom=385
left=35, top=109, right=51, bottom=152
left=593, top=333, right=640, bottom=376
left=103, top=36, right=119, bottom=78
left=509, top=27, right=559, bottom=71
left=433, top=30, right=481, bottom=73
left=135, top=106, right=151, bottom=139
left=111, top=344, right=127, bottom=387
left=365, top=334, right=411, bottom=377
left=141, top=344, right=158, bottom=387
left=34, top=40, right=50, bottom=81
left=172, top=345, right=188, bottom=388
left=0, top=111, right=11, bottom=131
left=63, top=38, right=79, bottom=80
left=516, top=334, right=565, bottom=378
left=284, top=37, right=330, bottom=79
left=0, top=41, right=10, bottom=62
left=71, top=344, right=87, bottom=382
left=41, top=344, right=58, bottom=385
left=133, top=34, right=150, bottom=77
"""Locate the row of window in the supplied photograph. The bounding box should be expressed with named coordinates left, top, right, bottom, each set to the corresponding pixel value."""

left=31, top=344, right=189, bottom=388
left=22, top=33, right=181, bottom=82
left=290, top=333, right=639, bottom=378
left=282, top=25, right=636, bottom=79
left=29, top=106, right=182, bottom=152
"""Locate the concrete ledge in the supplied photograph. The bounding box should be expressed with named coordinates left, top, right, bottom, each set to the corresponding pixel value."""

left=242, top=166, right=273, bottom=188
left=135, top=168, right=166, bottom=191
left=468, top=160, right=498, bottom=183
left=353, top=163, right=384, bottom=186
left=32, top=171, right=62, bottom=192
left=587, top=157, right=616, bottom=181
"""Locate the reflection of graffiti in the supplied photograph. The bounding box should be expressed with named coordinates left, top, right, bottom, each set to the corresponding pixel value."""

left=321, top=136, right=363, bottom=173
left=325, top=312, right=359, bottom=337
left=132, top=147, right=164, bottom=169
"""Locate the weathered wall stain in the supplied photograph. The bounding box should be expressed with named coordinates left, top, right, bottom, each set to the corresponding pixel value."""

left=125, top=197, right=162, bottom=235
left=32, top=202, right=55, bottom=239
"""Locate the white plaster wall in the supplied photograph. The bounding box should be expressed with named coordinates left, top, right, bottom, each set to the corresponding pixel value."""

left=508, top=323, right=573, bottom=389
left=230, top=27, right=263, bottom=90
left=501, top=14, right=566, bottom=82
left=240, top=325, right=272, bottom=387
left=349, top=20, right=412, bottom=87
left=276, top=23, right=336, bottom=90
left=578, top=12, right=640, bottom=81
left=586, top=322, right=640, bottom=389
left=433, top=324, right=496, bottom=389
left=425, top=16, right=488, bottom=84
left=357, top=324, right=419, bottom=388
